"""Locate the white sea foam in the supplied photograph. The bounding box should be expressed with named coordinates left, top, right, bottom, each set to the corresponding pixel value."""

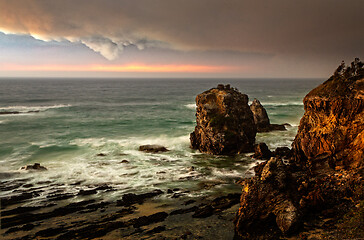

left=185, top=103, right=196, bottom=109
left=0, top=104, right=71, bottom=113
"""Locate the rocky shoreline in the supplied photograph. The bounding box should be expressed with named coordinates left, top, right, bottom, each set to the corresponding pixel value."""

left=1, top=175, right=243, bottom=239
left=1, top=60, right=363, bottom=239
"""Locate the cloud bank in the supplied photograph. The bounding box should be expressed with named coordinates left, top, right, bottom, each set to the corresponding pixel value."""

left=0, top=0, right=363, bottom=62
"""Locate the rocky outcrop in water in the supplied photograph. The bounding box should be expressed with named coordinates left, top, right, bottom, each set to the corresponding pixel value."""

left=139, top=145, right=168, bottom=153
left=292, top=58, right=364, bottom=172
left=250, top=98, right=286, bottom=132
left=20, top=163, right=47, bottom=171
left=234, top=59, right=364, bottom=239
left=190, top=84, right=256, bottom=155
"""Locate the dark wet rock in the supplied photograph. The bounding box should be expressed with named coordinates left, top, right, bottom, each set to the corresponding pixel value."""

left=5, top=223, right=36, bottom=234
left=116, top=189, right=163, bottom=206
left=20, top=163, right=47, bottom=171
left=1, top=192, right=37, bottom=208
left=129, top=211, right=168, bottom=228
left=190, top=84, right=256, bottom=155
left=0, top=111, right=20, bottom=115
left=192, top=205, right=214, bottom=218
left=252, top=142, right=272, bottom=159
left=78, top=189, right=97, bottom=196
left=46, top=193, right=74, bottom=201
left=121, top=159, right=129, bottom=163
left=170, top=206, right=198, bottom=215
left=145, top=225, right=166, bottom=234
left=269, top=124, right=287, bottom=131
left=273, top=147, right=293, bottom=159
left=94, top=184, right=113, bottom=191
left=184, top=199, right=196, bottom=205
left=85, top=201, right=110, bottom=210
left=2, top=204, right=55, bottom=216
left=211, top=193, right=241, bottom=211
left=22, top=183, right=34, bottom=188
left=97, top=153, right=107, bottom=157
left=250, top=99, right=286, bottom=132
left=2, top=199, right=96, bottom=229
left=35, top=227, right=66, bottom=237
left=139, top=144, right=169, bottom=153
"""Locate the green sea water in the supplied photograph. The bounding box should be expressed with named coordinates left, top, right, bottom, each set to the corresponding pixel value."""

left=0, top=78, right=322, bottom=201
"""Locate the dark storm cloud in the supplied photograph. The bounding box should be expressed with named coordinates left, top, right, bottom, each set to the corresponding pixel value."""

left=0, top=0, right=363, bottom=60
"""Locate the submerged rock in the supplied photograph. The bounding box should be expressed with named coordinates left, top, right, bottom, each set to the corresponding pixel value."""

left=139, top=145, right=168, bottom=153
left=190, top=84, right=256, bottom=155
left=20, top=163, right=47, bottom=171
left=292, top=58, right=364, bottom=171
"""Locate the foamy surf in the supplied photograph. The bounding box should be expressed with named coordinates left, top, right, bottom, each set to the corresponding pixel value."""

left=0, top=104, right=72, bottom=113
left=185, top=103, right=197, bottom=109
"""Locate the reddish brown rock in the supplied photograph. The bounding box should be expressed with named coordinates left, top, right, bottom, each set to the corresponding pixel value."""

left=190, top=84, right=256, bottom=155
left=292, top=58, right=364, bottom=172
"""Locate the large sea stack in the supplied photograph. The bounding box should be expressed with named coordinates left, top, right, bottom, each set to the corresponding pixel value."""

left=292, top=58, right=364, bottom=171
left=190, top=84, right=256, bottom=155
left=234, top=59, right=364, bottom=239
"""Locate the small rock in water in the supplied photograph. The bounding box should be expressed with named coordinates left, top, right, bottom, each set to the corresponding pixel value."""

left=252, top=143, right=272, bottom=160
left=97, top=153, right=107, bottom=157
left=121, top=159, right=129, bottom=163
left=20, top=163, right=47, bottom=171
left=139, top=145, right=168, bottom=153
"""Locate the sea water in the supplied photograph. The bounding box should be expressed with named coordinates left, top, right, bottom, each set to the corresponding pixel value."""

left=0, top=78, right=322, bottom=202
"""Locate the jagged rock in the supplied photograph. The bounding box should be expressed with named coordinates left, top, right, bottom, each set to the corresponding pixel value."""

left=250, top=98, right=270, bottom=132
left=292, top=59, right=364, bottom=171
left=250, top=98, right=286, bottom=132
left=234, top=158, right=301, bottom=239
left=235, top=59, right=364, bottom=240
left=190, top=84, right=256, bottom=155
left=20, top=163, right=47, bottom=171
left=138, top=145, right=168, bottom=153
left=273, top=147, right=293, bottom=159
left=252, top=143, right=272, bottom=159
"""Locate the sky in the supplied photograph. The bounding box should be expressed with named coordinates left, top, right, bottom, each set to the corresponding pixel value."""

left=0, top=0, right=363, bottom=78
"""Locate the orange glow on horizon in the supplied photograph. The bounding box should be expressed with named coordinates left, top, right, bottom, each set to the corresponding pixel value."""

left=0, top=63, right=234, bottom=73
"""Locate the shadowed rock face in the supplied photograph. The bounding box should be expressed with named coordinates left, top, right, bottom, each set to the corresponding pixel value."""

left=292, top=66, right=364, bottom=171
left=250, top=98, right=270, bottom=132
left=190, top=84, right=256, bottom=155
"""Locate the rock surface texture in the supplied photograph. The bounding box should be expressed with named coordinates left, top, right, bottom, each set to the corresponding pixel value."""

left=292, top=59, right=364, bottom=171
left=250, top=98, right=286, bottom=132
left=234, top=59, right=364, bottom=239
left=190, top=84, right=256, bottom=155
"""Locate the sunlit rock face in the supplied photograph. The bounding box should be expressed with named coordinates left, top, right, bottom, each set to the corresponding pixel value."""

left=292, top=59, right=364, bottom=171
left=190, top=84, right=256, bottom=155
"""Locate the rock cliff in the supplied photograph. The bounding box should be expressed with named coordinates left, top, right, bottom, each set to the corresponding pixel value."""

left=190, top=84, right=256, bottom=155
left=234, top=59, right=364, bottom=239
left=292, top=58, right=364, bottom=171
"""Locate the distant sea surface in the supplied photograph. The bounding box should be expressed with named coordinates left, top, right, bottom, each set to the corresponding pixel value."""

left=0, top=78, right=323, bottom=202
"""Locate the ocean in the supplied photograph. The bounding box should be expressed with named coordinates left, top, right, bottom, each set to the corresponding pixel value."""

left=0, top=78, right=323, bottom=203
